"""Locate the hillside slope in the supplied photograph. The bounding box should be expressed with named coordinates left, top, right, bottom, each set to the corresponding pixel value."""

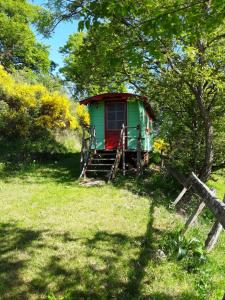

left=0, top=152, right=224, bottom=300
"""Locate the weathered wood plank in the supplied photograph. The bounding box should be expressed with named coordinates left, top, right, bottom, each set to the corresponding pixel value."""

left=172, top=187, right=188, bottom=206
left=182, top=201, right=205, bottom=234
left=166, top=164, right=225, bottom=228
left=190, top=172, right=225, bottom=229
left=205, top=221, right=223, bottom=251
left=205, top=194, right=225, bottom=251
left=182, top=189, right=217, bottom=234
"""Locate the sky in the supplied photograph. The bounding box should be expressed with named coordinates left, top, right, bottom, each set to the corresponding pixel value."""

left=30, top=0, right=78, bottom=71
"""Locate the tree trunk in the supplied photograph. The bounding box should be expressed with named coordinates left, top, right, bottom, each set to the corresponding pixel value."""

left=200, top=120, right=214, bottom=181
left=194, top=87, right=214, bottom=182
left=176, top=87, right=214, bottom=208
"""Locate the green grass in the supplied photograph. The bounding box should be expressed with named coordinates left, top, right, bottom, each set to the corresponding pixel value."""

left=208, top=170, right=225, bottom=199
left=0, top=151, right=224, bottom=300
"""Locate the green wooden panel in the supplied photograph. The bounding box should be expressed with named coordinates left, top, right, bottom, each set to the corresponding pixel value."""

left=139, top=102, right=147, bottom=150
left=127, top=101, right=139, bottom=150
left=89, top=102, right=105, bottom=150
left=138, top=102, right=153, bottom=151
left=149, top=118, right=154, bottom=151
left=88, top=100, right=153, bottom=151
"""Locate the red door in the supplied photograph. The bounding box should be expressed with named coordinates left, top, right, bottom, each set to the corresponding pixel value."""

left=105, top=102, right=126, bottom=150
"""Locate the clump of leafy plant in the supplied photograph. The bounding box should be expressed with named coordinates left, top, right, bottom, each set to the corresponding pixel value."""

left=158, top=232, right=207, bottom=272
left=176, top=236, right=207, bottom=272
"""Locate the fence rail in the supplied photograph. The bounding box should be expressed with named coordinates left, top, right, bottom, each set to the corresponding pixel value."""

left=165, top=162, right=225, bottom=252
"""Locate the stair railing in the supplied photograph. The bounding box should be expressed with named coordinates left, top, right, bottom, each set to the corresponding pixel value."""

left=108, top=124, right=144, bottom=180
left=80, top=125, right=96, bottom=178
left=108, top=124, right=125, bottom=181
left=136, top=124, right=143, bottom=176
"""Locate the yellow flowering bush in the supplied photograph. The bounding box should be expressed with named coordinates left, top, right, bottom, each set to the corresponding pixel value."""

left=37, top=91, right=78, bottom=129
left=76, top=104, right=90, bottom=126
left=0, top=65, right=78, bottom=138
left=153, top=138, right=169, bottom=153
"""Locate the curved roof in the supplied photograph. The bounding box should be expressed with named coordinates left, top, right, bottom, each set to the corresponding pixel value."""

left=80, top=92, right=155, bottom=119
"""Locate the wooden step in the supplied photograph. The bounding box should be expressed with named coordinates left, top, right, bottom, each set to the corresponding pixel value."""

left=92, top=158, right=115, bottom=161
left=95, top=156, right=115, bottom=159
left=97, top=150, right=116, bottom=153
left=86, top=170, right=110, bottom=173
left=96, top=153, right=116, bottom=156
left=87, top=166, right=112, bottom=170
left=90, top=163, right=113, bottom=166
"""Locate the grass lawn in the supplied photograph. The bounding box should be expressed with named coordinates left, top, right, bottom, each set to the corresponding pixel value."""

left=0, top=151, right=224, bottom=300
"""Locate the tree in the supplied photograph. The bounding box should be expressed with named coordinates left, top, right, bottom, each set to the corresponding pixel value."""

left=45, top=0, right=225, bottom=180
left=0, top=0, right=50, bottom=72
left=60, top=32, right=127, bottom=98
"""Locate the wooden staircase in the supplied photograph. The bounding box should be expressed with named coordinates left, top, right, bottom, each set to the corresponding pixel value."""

left=80, top=124, right=143, bottom=181
left=85, top=150, right=116, bottom=178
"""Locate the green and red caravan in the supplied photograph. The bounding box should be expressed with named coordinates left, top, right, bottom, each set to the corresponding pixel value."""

left=79, top=92, right=155, bottom=180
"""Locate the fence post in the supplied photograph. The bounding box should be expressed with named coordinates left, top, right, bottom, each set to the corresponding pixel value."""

left=205, top=194, right=225, bottom=251
left=182, top=200, right=206, bottom=234
left=122, top=124, right=125, bottom=176
left=80, top=126, right=85, bottom=171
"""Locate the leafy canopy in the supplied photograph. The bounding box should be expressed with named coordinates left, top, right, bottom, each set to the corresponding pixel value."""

left=0, top=0, right=50, bottom=72
left=45, top=0, right=225, bottom=178
left=60, top=32, right=127, bottom=97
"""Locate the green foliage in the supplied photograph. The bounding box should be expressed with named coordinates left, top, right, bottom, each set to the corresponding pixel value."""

left=60, top=32, right=127, bottom=97
left=176, top=237, right=207, bottom=271
left=155, top=230, right=207, bottom=272
left=150, top=152, right=161, bottom=164
left=13, top=68, right=65, bottom=93
left=0, top=0, right=50, bottom=72
left=0, top=66, right=78, bottom=140
left=44, top=0, right=225, bottom=179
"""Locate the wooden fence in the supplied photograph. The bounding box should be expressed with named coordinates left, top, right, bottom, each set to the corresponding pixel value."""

left=166, top=163, right=224, bottom=251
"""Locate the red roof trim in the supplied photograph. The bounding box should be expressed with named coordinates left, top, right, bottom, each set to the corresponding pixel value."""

left=80, top=93, right=142, bottom=104
left=80, top=92, right=155, bottom=119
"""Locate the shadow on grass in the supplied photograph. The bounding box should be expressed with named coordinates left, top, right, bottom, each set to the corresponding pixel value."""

left=0, top=152, right=81, bottom=184
left=0, top=222, right=46, bottom=300
left=0, top=134, right=81, bottom=183
left=27, top=229, right=198, bottom=300
left=0, top=215, right=198, bottom=299
left=0, top=157, right=202, bottom=299
left=147, top=292, right=200, bottom=300
left=113, top=170, right=180, bottom=210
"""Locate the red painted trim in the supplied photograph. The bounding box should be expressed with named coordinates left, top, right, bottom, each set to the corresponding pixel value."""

left=80, top=92, right=155, bottom=120
left=80, top=93, right=138, bottom=104
left=104, top=100, right=127, bottom=150
left=104, top=101, right=106, bottom=149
